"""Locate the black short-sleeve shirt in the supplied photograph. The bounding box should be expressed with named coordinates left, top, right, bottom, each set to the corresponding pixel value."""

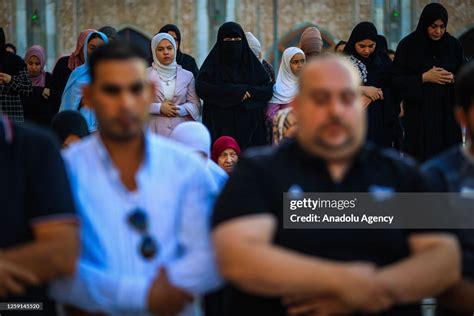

left=0, top=120, right=76, bottom=315
left=211, top=139, right=432, bottom=316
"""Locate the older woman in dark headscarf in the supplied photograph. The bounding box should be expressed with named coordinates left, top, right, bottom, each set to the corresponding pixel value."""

left=393, top=3, right=465, bottom=162
left=0, top=27, right=32, bottom=122
left=159, top=24, right=199, bottom=78
left=344, top=22, right=399, bottom=148
left=196, top=22, right=273, bottom=149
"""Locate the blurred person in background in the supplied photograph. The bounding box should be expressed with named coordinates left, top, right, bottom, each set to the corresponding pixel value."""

left=266, top=47, right=304, bottom=129
left=246, top=31, right=276, bottom=83
left=334, top=40, right=346, bottom=54
left=0, top=27, right=32, bottom=122
left=59, top=31, right=108, bottom=132
left=159, top=24, right=199, bottom=78
left=22, top=45, right=54, bottom=126
left=212, top=136, right=240, bottom=174
left=299, top=27, right=323, bottom=60
left=51, top=110, right=89, bottom=149
left=197, top=22, right=273, bottom=149
left=393, top=3, right=465, bottom=162
left=49, top=29, right=96, bottom=114
left=344, top=22, right=399, bottom=148
left=170, top=121, right=228, bottom=190
left=147, top=33, right=199, bottom=137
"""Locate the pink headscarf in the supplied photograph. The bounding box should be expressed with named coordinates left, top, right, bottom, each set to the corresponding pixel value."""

left=68, top=29, right=96, bottom=71
left=24, top=45, right=46, bottom=87
left=212, top=136, right=241, bottom=162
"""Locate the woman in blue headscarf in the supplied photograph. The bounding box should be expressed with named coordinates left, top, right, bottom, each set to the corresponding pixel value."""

left=59, top=31, right=108, bottom=132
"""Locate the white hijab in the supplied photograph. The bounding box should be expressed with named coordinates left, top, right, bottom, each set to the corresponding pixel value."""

left=151, top=33, right=177, bottom=80
left=169, top=122, right=211, bottom=158
left=245, top=32, right=262, bottom=62
left=270, top=47, right=305, bottom=104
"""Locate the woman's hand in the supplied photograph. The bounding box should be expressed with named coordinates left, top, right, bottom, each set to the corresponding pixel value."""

left=0, top=73, right=12, bottom=84
left=42, top=88, right=50, bottom=99
left=361, top=86, right=382, bottom=102
left=422, top=67, right=454, bottom=85
left=361, top=95, right=373, bottom=108
left=160, top=100, right=178, bottom=117
left=242, top=91, right=251, bottom=101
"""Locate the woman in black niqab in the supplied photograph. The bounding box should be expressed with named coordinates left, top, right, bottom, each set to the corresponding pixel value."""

left=196, top=22, right=273, bottom=149
left=393, top=3, right=465, bottom=162
left=344, top=22, right=399, bottom=148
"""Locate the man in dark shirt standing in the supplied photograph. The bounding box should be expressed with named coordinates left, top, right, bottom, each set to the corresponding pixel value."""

left=422, top=62, right=474, bottom=315
left=211, top=56, right=461, bottom=316
left=0, top=116, right=79, bottom=315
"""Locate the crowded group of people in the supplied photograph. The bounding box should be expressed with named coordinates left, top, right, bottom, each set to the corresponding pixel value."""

left=1, top=2, right=473, bottom=316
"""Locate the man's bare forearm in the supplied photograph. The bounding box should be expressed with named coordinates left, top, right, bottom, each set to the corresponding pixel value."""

left=2, top=224, right=79, bottom=282
left=375, top=235, right=460, bottom=304
left=216, top=240, right=346, bottom=297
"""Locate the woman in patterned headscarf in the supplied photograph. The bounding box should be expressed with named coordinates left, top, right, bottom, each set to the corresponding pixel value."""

left=344, top=21, right=399, bottom=148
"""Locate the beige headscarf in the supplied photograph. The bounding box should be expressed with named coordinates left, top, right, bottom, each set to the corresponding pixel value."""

left=299, top=27, right=323, bottom=56
left=245, top=32, right=262, bottom=62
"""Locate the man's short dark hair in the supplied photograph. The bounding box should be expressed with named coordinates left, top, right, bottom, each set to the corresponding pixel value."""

left=98, top=26, right=118, bottom=41
left=455, top=61, right=474, bottom=112
left=334, top=40, right=347, bottom=51
left=88, top=42, right=147, bottom=82
left=387, top=49, right=395, bottom=55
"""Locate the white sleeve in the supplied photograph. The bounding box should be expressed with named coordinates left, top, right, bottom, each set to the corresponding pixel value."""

left=49, top=260, right=153, bottom=314
left=149, top=102, right=162, bottom=114
left=176, top=105, right=189, bottom=117
left=167, top=164, right=223, bottom=294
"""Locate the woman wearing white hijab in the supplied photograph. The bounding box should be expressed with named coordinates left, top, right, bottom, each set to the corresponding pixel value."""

left=266, top=47, right=305, bottom=128
left=169, top=122, right=228, bottom=190
left=147, top=33, right=200, bottom=137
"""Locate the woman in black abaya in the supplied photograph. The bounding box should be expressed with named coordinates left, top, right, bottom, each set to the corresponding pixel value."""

left=196, top=22, right=273, bottom=149
left=393, top=3, right=465, bottom=162
left=344, top=22, right=399, bottom=148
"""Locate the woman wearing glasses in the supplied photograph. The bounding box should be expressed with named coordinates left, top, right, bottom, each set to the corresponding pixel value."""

left=147, top=33, right=200, bottom=137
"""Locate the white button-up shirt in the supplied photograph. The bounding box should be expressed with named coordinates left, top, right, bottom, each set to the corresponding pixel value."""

left=50, top=131, right=222, bottom=315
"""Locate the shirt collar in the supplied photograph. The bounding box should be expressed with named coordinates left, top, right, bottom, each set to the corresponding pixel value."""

left=93, top=129, right=153, bottom=184
left=291, top=138, right=368, bottom=169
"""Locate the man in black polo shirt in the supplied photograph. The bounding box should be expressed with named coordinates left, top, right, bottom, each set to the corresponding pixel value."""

left=0, top=116, right=79, bottom=315
left=422, top=62, right=474, bottom=315
left=211, top=56, right=461, bottom=316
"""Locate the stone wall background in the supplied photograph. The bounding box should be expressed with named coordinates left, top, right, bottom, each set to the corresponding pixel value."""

left=0, top=0, right=472, bottom=64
